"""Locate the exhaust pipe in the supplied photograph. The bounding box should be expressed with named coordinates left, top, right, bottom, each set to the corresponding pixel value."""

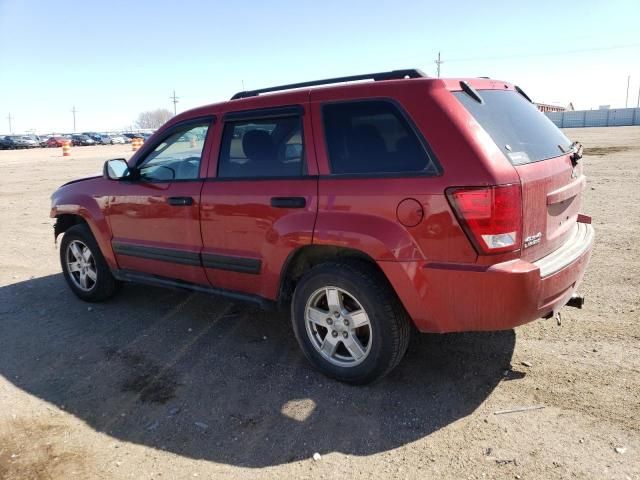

left=566, top=294, right=585, bottom=309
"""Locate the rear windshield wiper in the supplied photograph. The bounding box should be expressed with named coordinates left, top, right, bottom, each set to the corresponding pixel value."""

left=568, top=141, right=583, bottom=166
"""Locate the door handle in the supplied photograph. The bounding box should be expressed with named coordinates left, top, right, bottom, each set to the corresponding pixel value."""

left=270, top=197, right=306, bottom=208
left=167, top=196, right=194, bottom=206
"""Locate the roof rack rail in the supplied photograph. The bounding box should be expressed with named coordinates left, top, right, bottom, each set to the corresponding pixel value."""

left=231, top=69, right=427, bottom=100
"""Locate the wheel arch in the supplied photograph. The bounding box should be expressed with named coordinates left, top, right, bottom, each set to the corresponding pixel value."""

left=53, top=213, right=88, bottom=240
left=277, top=244, right=392, bottom=309
left=52, top=205, right=117, bottom=269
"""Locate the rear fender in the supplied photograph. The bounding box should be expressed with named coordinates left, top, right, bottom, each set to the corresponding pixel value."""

left=312, top=212, right=424, bottom=260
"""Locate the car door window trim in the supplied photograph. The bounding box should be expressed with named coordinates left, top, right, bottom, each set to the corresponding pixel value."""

left=133, top=115, right=216, bottom=174
left=223, top=105, right=304, bottom=123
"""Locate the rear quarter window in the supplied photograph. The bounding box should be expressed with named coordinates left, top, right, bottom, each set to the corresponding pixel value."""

left=322, top=100, right=439, bottom=175
left=453, top=90, right=572, bottom=165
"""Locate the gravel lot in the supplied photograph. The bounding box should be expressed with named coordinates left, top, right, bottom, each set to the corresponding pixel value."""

left=0, top=127, right=638, bottom=479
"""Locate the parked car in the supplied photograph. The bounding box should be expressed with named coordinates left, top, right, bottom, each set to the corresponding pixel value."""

left=0, top=136, right=13, bottom=149
left=109, top=135, right=126, bottom=144
left=95, top=134, right=113, bottom=145
left=24, top=135, right=44, bottom=147
left=50, top=69, right=594, bottom=384
left=82, top=132, right=101, bottom=144
left=31, top=135, right=48, bottom=147
left=46, top=136, right=69, bottom=148
left=71, top=134, right=95, bottom=146
left=4, top=135, right=38, bottom=148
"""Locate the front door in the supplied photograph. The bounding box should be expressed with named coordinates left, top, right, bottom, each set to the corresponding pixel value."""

left=107, top=118, right=214, bottom=285
left=199, top=102, right=318, bottom=300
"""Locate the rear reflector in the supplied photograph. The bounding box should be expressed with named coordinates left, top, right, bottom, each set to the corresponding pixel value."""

left=446, top=184, right=522, bottom=254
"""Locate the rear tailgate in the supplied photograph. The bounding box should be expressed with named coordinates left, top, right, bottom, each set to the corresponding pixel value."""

left=515, top=154, right=584, bottom=261
left=453, top=87, right=583, bottom=262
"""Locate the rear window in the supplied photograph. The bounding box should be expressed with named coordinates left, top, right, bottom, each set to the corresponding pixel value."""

left=453, top=90, right=571, bottom=165
left=218, top=116, right=304, bottom=178
left=322, top=101, right=438, bottom=175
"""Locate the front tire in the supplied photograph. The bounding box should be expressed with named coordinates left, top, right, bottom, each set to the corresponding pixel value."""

left=291, top=261, right=411, bottom=384
left=60, top=224, right=119, bottom=302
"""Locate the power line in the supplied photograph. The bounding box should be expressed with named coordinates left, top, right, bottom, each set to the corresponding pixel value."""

left=434, top=52, right=443, bottom=78
left=446, top=42, right=640, bottom=64
left=6, top=113, right=13, bottom=133
left=170, top=90, right=179, bottom=115
left=71, top=106, right=77, bottom=132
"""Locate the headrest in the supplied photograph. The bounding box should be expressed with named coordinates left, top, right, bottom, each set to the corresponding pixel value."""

left=242, top=130, right=274, bottom=162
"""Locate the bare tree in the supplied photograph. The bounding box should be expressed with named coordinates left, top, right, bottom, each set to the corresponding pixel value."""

left=134, top=109, right=173, bottom=129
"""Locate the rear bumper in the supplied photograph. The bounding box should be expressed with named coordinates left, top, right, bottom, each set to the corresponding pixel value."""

left=379, top=222, right=594, bottom=333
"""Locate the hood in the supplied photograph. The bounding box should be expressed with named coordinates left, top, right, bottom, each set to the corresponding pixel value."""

left=59, top=174, right=101, bottom=188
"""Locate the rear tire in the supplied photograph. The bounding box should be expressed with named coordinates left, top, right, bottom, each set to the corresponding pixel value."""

left=60, top=224, right=119, bottom=302
left=291, top=261, right=411, bottom=384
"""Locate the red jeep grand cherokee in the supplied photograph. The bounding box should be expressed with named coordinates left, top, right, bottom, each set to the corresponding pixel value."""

left=50, top=69, right=594, bottom=384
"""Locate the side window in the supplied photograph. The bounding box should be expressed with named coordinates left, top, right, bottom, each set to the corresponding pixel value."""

left=322, top=101, right=437, bottom=175
left=218, top=115, right=304, bottom=178
left=138, top=122, right=210, bottom=181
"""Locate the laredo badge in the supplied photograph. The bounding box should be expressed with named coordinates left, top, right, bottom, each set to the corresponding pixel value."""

left=524, top=232, right=542, bottom=248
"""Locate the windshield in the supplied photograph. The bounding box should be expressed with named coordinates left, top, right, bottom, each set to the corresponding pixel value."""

left=453, top=89, right=571, bottom=165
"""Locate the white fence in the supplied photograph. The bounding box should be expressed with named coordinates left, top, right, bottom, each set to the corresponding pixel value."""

left=545, top=108, right=640, bottom=128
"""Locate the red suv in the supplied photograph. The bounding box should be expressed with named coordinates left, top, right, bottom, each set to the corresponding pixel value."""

left=50, top=69, right=594, bottom=384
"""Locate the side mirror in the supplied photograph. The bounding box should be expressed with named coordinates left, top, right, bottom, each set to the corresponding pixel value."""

left=103, top=158, right=131, bottom=180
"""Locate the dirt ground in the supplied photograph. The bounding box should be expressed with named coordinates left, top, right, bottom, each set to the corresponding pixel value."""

left=0, top=127, right=638, bottom=479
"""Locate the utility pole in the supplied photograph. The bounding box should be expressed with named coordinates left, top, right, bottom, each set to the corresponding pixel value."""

left=170, top=90, right=179, bottom=116
left=637, top=84, right=640, bottom=108
left=435, top=51, right=444, bottom=78
left=7, top=113, right=13, bottom=133
left=625, top=75, right=630, bottom=108
left=71, top=106, right=77, bottom=132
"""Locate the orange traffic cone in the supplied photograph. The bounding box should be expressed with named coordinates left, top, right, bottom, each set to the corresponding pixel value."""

left=190, top=136, right=196, bottom=148
left=132, top=137, right=142, bottom=151
left=62, top=140, right=71, bottom=157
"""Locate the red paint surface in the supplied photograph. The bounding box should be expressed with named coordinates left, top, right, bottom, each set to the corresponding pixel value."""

left=50, top=76, right=594, bottom=333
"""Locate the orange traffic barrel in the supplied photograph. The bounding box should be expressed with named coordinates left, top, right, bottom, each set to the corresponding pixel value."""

left=62, top=140, right=71, bottom=157
left=190, top=136, right=196, bottom=148
left=131, top=137, right=142, bottom=151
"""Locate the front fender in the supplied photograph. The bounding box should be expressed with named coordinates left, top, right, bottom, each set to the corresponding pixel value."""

left=50, top=179, right=117, bottom=269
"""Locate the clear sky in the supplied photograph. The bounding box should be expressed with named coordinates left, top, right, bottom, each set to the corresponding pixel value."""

left=1, top=0, right=639, bottom=134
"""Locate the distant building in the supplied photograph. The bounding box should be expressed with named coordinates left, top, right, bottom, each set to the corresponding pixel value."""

left=536, top=103, right=566, bottom=113
left=535, top=102, right=575, bottom=113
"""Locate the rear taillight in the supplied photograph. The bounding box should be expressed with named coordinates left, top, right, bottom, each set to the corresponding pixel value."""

left=446, top=184, right=522, bottom=254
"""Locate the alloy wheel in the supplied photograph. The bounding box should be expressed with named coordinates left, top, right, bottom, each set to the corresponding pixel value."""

left=304, top=286, right=372, bottom=367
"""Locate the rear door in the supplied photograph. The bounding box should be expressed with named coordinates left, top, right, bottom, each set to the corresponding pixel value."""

left=453, top=89, right=583, bottom=261
left=107, top=118, right=214, bottom=285
left=199, top=103, right=318, bottom=300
